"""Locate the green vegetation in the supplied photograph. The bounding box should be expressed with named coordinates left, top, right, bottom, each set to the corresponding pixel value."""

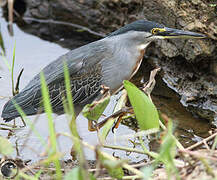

left=0, top=24, right=5, bottom=55
left=0, top=136, right=13, bottom=155
left=40, top=72, right=62, bottom=179
left=124, top=80, right=159, bottom=130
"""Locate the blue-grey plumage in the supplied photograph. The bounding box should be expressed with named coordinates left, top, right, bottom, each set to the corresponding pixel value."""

left=1, top=19, right=206, bottom=121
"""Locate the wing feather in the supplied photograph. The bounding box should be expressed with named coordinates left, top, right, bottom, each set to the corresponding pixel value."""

left=2, top=39, right=111, bottom=119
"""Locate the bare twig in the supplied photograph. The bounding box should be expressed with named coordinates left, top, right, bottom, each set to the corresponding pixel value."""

left=0, top=126, right=14, bottom=131
left=22, top=17, right=105, bottom=38
left=143, top=67, right=161, bottom=99
left=103, top=144, right=147, bottom=154
left=203, top=140, right=210, bottom=150
left=7, top=0, right=14, bottom=36
left=131, top=161, right=154, bottom=168
left=179, top=149, right=217, bottom=161
left=187, top=132, right=217, bottom=150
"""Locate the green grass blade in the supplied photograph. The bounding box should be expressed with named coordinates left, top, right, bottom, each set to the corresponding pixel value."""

left=0, top=24, right=5, bottom=55
left=124, top=80, right=159, bottom=130
left=1, top=51, right=12, bottom=71
left=63, top=63, right=90, bottom=179
left=0, top=136, right=13, bottom=155
left=40, top=72, right=62, bottom=179
left=40, top=72, right=56, bottom=152
left=1, top=43, right=16, bottom=95
left=63, top=62, right=74, bottom=116
left=156, top=121, right=179, bottom=179
left=100, top=90, right=127, bottom=142
left=212, top=135, right=217, bottom=150
left=64, top=167, right=96, bottom=180
left=11, top=42, right=16, bottom=95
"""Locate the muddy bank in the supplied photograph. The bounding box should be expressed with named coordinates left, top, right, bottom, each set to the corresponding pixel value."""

left=3, top=0, right=217, bottom=121
left=2, top=148, right=217, bottom=180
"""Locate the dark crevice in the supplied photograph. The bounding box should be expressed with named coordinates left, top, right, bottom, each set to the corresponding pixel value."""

left=14, top=0, right=27, bottom=17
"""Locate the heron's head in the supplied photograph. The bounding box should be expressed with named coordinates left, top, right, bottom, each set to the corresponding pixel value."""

left=108, top=19, right=206, bottom=48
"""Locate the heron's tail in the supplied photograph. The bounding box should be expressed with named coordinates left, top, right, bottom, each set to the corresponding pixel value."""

left=1, top=92, right=37, bottom=122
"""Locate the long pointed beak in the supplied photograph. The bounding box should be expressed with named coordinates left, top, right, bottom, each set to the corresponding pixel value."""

left=158, top=27, right=206, bottom=39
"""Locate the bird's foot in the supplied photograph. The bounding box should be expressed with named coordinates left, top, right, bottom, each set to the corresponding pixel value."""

left=87, top=107, right=133, bottom=132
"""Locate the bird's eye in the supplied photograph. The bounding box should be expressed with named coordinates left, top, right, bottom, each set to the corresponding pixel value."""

left=151, top=28, right=160, bottom=35
left=151, top=28, right=166, bottom=35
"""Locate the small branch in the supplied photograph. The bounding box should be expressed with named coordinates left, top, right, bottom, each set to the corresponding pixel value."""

left=105, top=128, right=159, bottom=143
left=103, top=144, right=149, bottom=154
left=22, top=17, right=105, bottom=38
left=179, top=149, right=217, bottom=161
left=0, top=127, right=14, bottom=131
left=203, top=140, right=210, bottom=150
left=131, top=161, right=154, bottom=168
left=187, top=132, right=217, bottom=150
left=7, top=0, right=14, bottom=36
left=143, top=67, right=161, bottom=99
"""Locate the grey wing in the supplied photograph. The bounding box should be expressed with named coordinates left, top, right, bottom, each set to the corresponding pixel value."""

left=1, top=63, right=103, bottom=120
left=25, top=41, right=109, bottom=113
left=23, top=40, right=109, bottom=91
left=34, top=63, right=103, bottom=113
left=2, top=39, right=111, bottom=120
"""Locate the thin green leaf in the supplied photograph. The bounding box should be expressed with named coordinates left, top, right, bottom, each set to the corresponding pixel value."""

left=64, top=167, right=96, bottom=180
left=63, top=62, right=74, bottom=116
left=40, top=72, right=56, bottom=153
left=100, top=90, right=127, bottom=141
left=156, top=121, right=179, bottom=179
left=123, top=80, right=159, bottom=130
left=40, top=72, right=62, bottom=179
left=0, top=136, right=13, bottom=155
left=34, top=169, right=43, bottom=179
left=212, top=135, right=217, bottom=150
left=100, top=118, right=115, bottom=142
left=82, top=94, right=110, bottom=122
left=99, top=154, right=124, bottom=179
left=63, top=64, right=89, bottom=179
left=11, top=42, right=16, bottom=95
left=0, top=24, right=5, bottom=55
left=1, top=51, right=12, bottom=71
left=157, top=121, right=176, bottom=166
left=64, top=167, right=82, bottom=180
left=142, top=166, right=154, bottom=180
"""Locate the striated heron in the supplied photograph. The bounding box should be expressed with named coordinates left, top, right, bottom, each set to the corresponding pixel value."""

left=1, top=19, right=205, bottom=122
